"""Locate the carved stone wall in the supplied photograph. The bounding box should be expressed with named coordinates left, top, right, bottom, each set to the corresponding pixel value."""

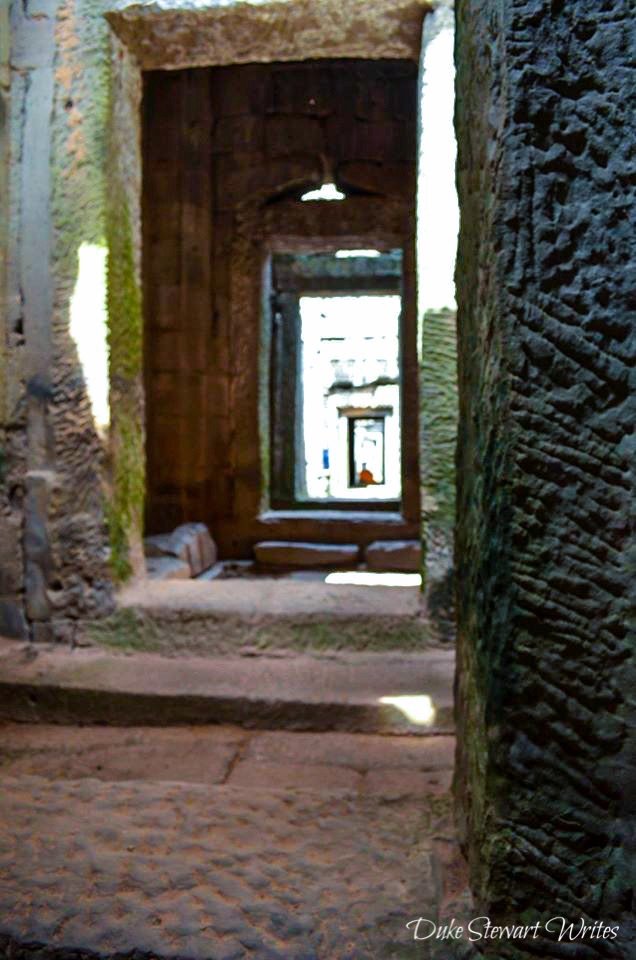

left=454, top=0, right=634, bottom=954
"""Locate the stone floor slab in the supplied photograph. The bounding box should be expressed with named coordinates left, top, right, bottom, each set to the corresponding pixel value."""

left=242, top=731, right=456, bottom=771
left=0, top=774, right=444, bottom=959
left=0, top=724, right=455, bottom=795
left=228, top=759, right=362, bottom=792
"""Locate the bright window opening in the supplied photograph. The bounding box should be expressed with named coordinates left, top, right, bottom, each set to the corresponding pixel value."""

left=335, top=249, right=382, bottom=259
left=300, top=294, right=401, bottom=501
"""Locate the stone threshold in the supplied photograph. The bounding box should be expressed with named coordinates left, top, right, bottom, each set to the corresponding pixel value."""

left=81, top=577, right=447, bottom=656
left=0, top=640, right=454, bottom=734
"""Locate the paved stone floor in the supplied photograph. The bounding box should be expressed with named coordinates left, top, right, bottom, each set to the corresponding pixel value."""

left=0, top=724, right=455, bottom=959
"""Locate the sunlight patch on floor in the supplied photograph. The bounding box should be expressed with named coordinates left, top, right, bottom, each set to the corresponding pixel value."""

left=379, top=695, right=436, bottom=726
left=325, top=571, right=421, bottom=587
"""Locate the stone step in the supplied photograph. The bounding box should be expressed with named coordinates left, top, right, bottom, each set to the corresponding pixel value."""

left=0, top=640, right=454, bottom=734
left=87, top=577, right=444, bottom=655
left=254, top=540, right=360, bottom=567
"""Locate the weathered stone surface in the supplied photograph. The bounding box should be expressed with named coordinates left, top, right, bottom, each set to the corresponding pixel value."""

left=145, top=523, right=217, bottom=576
left=0, top=724, right=244, bottom=785
left=229, top=760, right=361, bottom=792
left=143, top=532, right=173, bottom=557
left=455, top=0, right=635, bottom=954
left=24, top=560, right=51, bottom=621
left=365, top=539, right=421, bottom=572
left=99, top=577, right=444, bottom=653
left=0, top=600, right=27, bottom=640
left=0, top=639, right=455, bottom=733
left=0, top=513, right=24, bottom=597
left=0, top=723, right=454, bottom=794
left=107, top=0, right=430, bottom=71
left=363, top=768, right=452, bottom=798
left=242, top=730, right=456, bottom=771
left=254, top=541, right=359, bottom=567
left=9, top=4, right=55, bottom=69
left=145, top=555, right=191, bottom=580
left=0, top=774, right=440, bottom=959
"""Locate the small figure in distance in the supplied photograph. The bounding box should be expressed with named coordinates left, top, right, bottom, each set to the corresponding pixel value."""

left=359, top=463, right=378, bottom=486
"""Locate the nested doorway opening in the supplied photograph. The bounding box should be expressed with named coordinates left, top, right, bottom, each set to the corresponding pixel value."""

left=141, top=57, right=422, bottom=563
left=268, top=249, right=404, bottom=509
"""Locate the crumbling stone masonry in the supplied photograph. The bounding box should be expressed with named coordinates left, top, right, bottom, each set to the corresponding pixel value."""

left=455, top=0, right=634, bottom=954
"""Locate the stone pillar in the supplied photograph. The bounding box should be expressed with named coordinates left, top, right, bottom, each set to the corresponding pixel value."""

left=418, top=2, right=459, bottom=637
left=0, top=0, right=28, bottom=639
left=454, top=0, right=634, bottom=954
left=1, top=0, right=57, bottom=639
left=3, top=0, right=117, bottom=642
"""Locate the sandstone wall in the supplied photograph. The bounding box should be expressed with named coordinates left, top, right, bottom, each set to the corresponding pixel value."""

left=455, top=0, right=634, bottom=954
left=3, top=0, right=116, bottom=641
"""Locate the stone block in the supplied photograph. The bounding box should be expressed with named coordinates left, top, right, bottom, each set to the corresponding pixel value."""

left=0, top=514, right=24, bottom=595
left=24, top=559, right=51, bottom=621
left=254, top=541, right=359, bottom=568
left=144, top=523, right=217, bottom=576
left=170, top=523, right=217, bottom=576
left=195, top=563, right=224, bottom=582
left=0, top=599, right=28, bottom=639
left=143, top=533, right=173, bottom=558
left=146, top=556, right=191, bottom=581
left=9, top=8, right=55, bottom=69
left=363, top=768, right=452, bottom=798
left=365, top=540, right=421, bottom=572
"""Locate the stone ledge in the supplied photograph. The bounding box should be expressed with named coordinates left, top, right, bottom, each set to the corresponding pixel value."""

left=254, top=540, right=359, bottom=567
left=88, top=576, right=446, bottom=654
left=0, top=640, right=454, bottom=733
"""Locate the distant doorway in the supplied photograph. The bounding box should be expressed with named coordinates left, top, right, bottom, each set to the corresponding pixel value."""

left=269, top=250, right=404, bottom=509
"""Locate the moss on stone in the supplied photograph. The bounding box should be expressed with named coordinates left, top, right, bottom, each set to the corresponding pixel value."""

left=105, top=410, right=144, bottom=582
left=82, top=608, right=447, bottom=656
left=85, top=607, right=152, bottom=650
left=105, top=158, right=144, bottom=580
left=420, top=307, right=458, bottom=533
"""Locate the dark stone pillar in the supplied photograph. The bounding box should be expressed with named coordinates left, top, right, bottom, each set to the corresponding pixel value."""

left=454, top=0, right=634, bottom=954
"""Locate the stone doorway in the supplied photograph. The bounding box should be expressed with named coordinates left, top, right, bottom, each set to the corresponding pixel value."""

left=141, top=58, right=422, bottom=563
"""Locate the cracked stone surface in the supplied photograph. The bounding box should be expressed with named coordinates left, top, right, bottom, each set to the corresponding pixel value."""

left=0, top=723, right=455, bottom=794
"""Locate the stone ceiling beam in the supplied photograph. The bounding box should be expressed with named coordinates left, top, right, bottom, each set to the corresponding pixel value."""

left=106, top=0, right=433, bottom=71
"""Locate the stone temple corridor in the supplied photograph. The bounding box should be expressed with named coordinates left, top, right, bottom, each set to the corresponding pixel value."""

left=0, top=0, right=634, bottom=957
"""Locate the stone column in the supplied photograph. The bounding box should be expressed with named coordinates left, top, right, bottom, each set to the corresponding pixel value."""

left=0, top=0, right=28, bottom=639
left=454, top=0, right=634, bottom=954
left=417, top=2, right=459, bottom=637
left=1, top=0, right=57, bottom=639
